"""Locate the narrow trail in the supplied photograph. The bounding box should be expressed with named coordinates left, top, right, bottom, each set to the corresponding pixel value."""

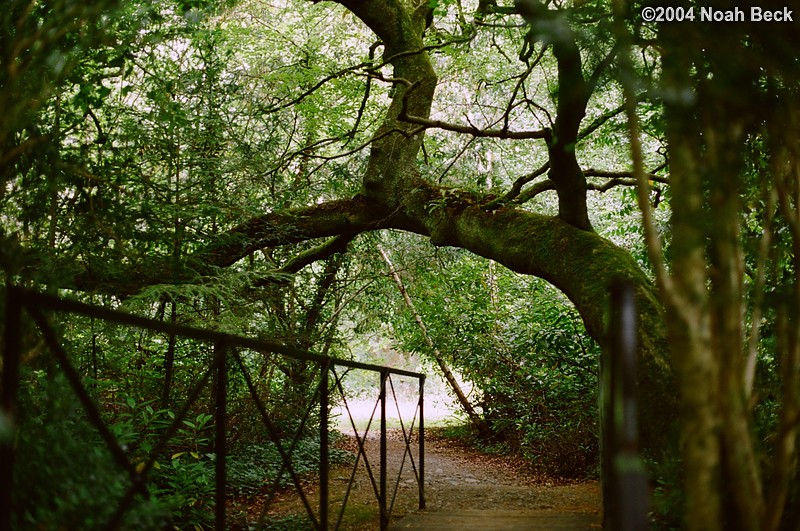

left=334, top=428, right=602, bottom=529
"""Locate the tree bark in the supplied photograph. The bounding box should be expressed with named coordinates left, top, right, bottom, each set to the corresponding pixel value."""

left=516, top=0, right=593, bottom=231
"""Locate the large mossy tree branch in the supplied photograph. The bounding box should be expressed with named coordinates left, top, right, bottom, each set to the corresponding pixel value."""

left=391, top=181, right=674, bottom=450
left=203, top=197, right=382, bottom=268
left=70, top=196, right=388, bottom=296
left=315, top=3, right=673, bottom=449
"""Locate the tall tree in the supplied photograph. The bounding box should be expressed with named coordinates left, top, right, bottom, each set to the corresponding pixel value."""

left=5, top=0, right=800, bottom=527
left=3, top=0, right=673, bottom=445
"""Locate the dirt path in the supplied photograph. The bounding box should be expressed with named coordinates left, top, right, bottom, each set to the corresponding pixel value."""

left=333, top=428, right=601, bottom=528
left=241, top=428, right=601, bottom=529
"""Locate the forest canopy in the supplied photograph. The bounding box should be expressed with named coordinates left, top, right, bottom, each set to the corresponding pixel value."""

left=2, top=0, right=800, bottom=529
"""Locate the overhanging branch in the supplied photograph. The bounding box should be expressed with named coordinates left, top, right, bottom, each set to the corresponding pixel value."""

left=251, top=233, right=358, bottom=287
left=71, top=196, right=385, bottom=296
left=204, top=196, right=383, bottom=268
left=583, top=168, right=669, bottom=184
left=510, top=168, right=670, bottom=204
left=399, top=82, right=551, bottom=140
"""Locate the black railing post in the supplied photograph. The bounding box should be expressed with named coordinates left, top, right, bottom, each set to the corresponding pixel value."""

left=418, top=374, right=425, bottom=510
left=380, top=369, right=388, bottom=530
left=214, top=340, right=227, bottom=531
left=1, top=287, right=22, bottom=531
left=602, top=281, right=649, bottom=531
left=320, top=360, right=330, bottom=531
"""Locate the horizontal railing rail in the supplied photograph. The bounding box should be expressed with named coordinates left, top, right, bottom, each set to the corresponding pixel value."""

left=1, top=287, right=425, bottom=531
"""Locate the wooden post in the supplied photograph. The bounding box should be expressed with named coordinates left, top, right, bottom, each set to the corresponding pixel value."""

left=602, top=281, right=650, bottom=530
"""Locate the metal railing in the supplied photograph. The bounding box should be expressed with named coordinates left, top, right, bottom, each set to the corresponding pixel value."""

left=1, top=286, right=425, bottom=530
left=600, top=280, right=650, bottom=530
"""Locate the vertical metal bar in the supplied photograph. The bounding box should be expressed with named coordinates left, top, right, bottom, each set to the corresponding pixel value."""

left=319, top=360, right=329, bottom=531
left=600, top=303, right=613, bottom=531
left=380, top=369, right=388, bottom=530
left=418, top=375, right=425, bottom=510
left=214, top=341, right=227, bottom=531
left=1, top=287, right=22, bottom=531
left=605, top=281, right=649, bottom=531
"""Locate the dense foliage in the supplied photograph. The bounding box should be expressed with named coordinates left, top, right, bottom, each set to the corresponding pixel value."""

left=2, top=0, right=799, bottom=529
left=374, top=239, right=601, bottom=476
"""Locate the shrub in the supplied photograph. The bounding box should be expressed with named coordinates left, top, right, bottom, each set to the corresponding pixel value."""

left=12, top=369, right=167, bottom=530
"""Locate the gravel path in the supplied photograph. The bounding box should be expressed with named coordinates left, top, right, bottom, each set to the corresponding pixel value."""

left=334, top=428, right=601, bottom=527
left=239, top=428, right=601, bottom=529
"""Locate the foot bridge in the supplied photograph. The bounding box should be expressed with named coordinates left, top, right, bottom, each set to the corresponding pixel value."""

left=1, top=284, right=649, bottom=530
left=1, top=287, right=424, bottom=530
